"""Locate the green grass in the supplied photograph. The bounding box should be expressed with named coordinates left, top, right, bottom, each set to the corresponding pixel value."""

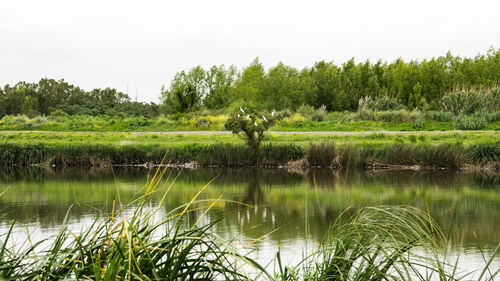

left=1, top=131, right=498, bottom=147
left=0, top=114, right=499, bottom=132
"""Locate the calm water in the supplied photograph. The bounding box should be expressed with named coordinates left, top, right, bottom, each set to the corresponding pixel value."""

left=0, top=167, right=499, bottom=276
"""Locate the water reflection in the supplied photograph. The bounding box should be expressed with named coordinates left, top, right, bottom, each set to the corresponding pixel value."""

left=0, top=167, right=499, bottom=252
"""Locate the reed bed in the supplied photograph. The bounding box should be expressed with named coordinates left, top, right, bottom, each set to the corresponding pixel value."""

left=0, top=141, right=499, bottom=169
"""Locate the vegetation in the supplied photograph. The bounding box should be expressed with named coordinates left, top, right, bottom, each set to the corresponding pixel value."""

left=1, top=87, right=499, bottom=132
left=0, top=134, right=497, bottom=168
left=225, top=106, right=276, bottom=164
left=0, top=171, right=498, bottom=280
left=1, top=49, right=499, bottom=122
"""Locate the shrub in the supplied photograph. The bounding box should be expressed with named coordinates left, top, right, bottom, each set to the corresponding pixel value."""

left=429, top=111, right=453, bottom=122
left=487, top=111, right=500, bottom=122
left=1, top=115, right=29, bottom=125
left=441, top=88, right=500, bottom=115
left=297, top=104, right=315, bottom=118
left=412, top=116, right=424, bottom=129
left=374, top=110, right=409, bottom=122
left=363, top=95, right=404, bottom=111
left=358, top=109, right=375, bottom=121
left=49, top=109, right=69, bottom=119
left=312, top=105, right=328, bottom=121
left=454, top=112, right=488, bottom=130
left=274, top=109, right=293, bottom=120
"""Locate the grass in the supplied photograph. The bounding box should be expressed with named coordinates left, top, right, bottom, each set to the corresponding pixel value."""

left=1, top=131, right=499, bottom=147
left=0, top=113, right=499, bottom=132
left=0, top=166, right=499, bottom=280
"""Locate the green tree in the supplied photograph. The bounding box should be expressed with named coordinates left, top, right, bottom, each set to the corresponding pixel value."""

left=204, top=65, right=236, bottom=109
left=161, top=66, right=206, bottom=113
left=224, top=106, right=275, bottom=164
left=231, top=58, right=265, bottom=107
left=261, top=62, right=304, bottom=110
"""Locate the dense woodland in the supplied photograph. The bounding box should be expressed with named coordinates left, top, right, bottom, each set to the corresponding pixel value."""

left=0, top=48, right=499, bottom=118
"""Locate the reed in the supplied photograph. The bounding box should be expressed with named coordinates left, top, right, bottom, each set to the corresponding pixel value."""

left=0, top=141, right=497, bottom=169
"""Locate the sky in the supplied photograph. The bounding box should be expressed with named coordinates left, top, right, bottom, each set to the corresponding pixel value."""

left=1, top=0, right=499, bottom=103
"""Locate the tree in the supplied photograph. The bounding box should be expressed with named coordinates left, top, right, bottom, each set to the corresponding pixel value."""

left=204, top=65, right=236, bottom=109
left=224, top=106, right=275, bottom=165
left=231, top=58, right=265, bottom=107
left=261, top=62, right=305, bottom=110
left=161, top=66, right=206, bottom=113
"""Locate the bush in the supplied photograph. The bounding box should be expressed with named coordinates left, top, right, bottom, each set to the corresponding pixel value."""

left=441, top=88, right=500, bottom=115
left=358, top=109, right=375, bottom=121
left=312, top=105, right=328, bottom=121
left=454, top=112, right=488, bottom=130
left=412, top=116, right=424, bottom=129
left=429, top=111, right=453, bottom=122
left=297, top=104, right=315, bottom=118
left=1, top=115, right=29, bottom=125
left=363, top=95, right=404, bottom=111
left=374, top=110, right=409, bottom=122
left=273, top=109, right=293, bottom=120
left=487, top=111, right=500, bottom=122
left=49, top=109, right=69, bottom=119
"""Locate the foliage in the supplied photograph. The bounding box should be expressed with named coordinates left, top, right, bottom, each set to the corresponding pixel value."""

left=2, top=49, right=499, bottom=118
left=0, top=78, right=159, bottom=118
left=412, top=116, right=425, bottom=129
left=224, top=107, right=275, bottom=163
left=441, top=87, right=500, bottom=115
left=359, top=95, right=403, bottom=112
left=455, top=112, right=488, bottom=130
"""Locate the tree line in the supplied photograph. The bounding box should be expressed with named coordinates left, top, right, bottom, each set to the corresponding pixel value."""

left=162, top=48, right=499, bottom=112
left=0, top=78, right=159, bottom=118
left=1, top=48, right=498, bottom=118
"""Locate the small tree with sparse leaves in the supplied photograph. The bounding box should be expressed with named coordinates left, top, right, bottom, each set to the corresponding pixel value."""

left=224, top=106, right=275, bottom=165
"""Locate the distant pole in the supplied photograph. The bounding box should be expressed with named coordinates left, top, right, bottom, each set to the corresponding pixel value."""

left=135, top=90, right=138, bottom=102
left=127, top=83, right=129, bottom=96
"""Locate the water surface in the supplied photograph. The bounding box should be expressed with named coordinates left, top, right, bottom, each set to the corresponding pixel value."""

left=1, top=167, right=499, bottom=276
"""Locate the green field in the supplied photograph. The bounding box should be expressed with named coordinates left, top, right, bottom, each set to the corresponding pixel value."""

left=3, top=130, right=499, bottom=147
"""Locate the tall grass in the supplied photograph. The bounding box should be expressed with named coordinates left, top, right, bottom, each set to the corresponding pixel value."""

left=441, top=87, right=500, bottom=115
left=0, top=141, right=497, bottom=168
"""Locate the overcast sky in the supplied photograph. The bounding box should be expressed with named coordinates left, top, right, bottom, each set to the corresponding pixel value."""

left=1, top=0, right=499, bottom=102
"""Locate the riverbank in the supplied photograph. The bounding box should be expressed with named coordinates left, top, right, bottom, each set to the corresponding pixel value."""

left=1, top=140, right=498, bottom=171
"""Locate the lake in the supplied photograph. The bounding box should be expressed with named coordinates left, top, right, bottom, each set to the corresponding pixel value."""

left=0, top=167, right=499, bottom=277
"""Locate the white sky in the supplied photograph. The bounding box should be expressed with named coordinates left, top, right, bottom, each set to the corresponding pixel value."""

left=1, top=0, right=499, bottom=103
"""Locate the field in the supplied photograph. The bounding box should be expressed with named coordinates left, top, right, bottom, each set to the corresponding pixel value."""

left=1, top=114, right=499, bottom=132
left=4, top=130, right=499, bottom=147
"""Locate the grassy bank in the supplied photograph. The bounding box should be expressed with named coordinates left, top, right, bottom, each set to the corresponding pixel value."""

left=0, top=140, right=498, bottom=169
left=0, top=172, right=498, bottom=280
left=1, top=112, right=499, bottom=132
left=2, top=131, right=499, bottom=146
